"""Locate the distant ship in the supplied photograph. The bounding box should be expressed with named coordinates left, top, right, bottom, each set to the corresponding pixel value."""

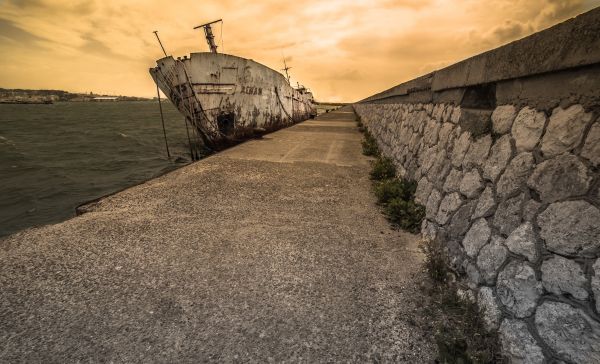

left=149, top=19, right=316, bottom=149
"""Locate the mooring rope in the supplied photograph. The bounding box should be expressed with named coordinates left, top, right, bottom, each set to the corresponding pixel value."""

left=156, top=84, right=171, bottom=159
left=274, top=86, right=293, bottom=122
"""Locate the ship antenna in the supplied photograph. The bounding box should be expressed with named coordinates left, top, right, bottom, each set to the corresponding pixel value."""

left=281, top=58, right=292, bottom=85
left=193, top=19, right=223, bottom=53
left=152, top=30, right=168, bottom=57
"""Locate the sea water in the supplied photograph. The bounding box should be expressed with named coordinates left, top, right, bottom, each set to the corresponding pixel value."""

left=0, top=101, right=195, bottom=238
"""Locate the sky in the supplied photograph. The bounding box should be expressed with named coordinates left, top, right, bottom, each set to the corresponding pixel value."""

left=0, top=0, right=598, bottom=102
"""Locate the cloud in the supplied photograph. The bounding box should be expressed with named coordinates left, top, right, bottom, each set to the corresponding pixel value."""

left=5, top=0, right=96, bottom=14
left=4, top=0, right=46, bottom=8
left=490, top=20, right=533, bottom=43
left=537, top=0, right=585, bottom=27
left=78, top=32, right=122, bottom=58
left=0, top=17, right=49, bottom=47
left=382, top=0, right=434, bottom=9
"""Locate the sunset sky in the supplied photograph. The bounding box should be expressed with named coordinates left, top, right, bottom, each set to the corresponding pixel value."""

left=0, top=0, right=598, bottom=102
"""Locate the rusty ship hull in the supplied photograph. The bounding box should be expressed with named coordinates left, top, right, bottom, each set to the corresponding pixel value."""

left=150, top=52, right=316, bottom=148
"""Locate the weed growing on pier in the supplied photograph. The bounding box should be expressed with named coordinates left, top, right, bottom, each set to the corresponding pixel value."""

left=369, top=161, right=425, bottom=232
left=370, top=157, right=396, bottom=180
left=362, top=131, right=379, bottom=156
left=385, top=198, right=425, bottom=233
left=373, top=179, right=424, bottom=233
left=356, top=116, right=366, bottom=133
left=420, top=237, right=448, bottom=284
left=419, top=238, right=504, bottom=364
left=359, top=123, right=424, bottom=233
left=374, top=179, right=417, bottom=204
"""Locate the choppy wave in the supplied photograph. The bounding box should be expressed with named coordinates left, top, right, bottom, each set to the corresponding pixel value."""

left=0, top=135, right=15, bottom=146
left=0, top=101, right=193, bottom=237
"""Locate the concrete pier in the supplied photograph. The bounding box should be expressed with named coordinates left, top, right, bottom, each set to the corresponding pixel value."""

left=0, top=108, right=435, bottom=362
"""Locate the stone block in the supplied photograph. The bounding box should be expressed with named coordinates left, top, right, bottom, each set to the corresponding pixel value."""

left=408, top=133, right=421, bottom=153
left=541, top=255, right=588, bottom=300
left=437, top=122, right=455, bottom=151
left=459, top=169, right=484, bottom=198
left=535, top=301, right=600, bottom=363
left=451, top=131, right=471, bottom=167
left=497, top=260, right=543, bottom=318
left=428, top=149, right=452, bottom=186
left=457, top=287, right=476, bottom=302
left=450, top=106, right=461, bottom=124
left=463, top=218, right=491, bottom=257
left=581, top=122, right=600, bottom=166
left=483, top=135, right=514, bottom=182
left=423, top=118, right=441, bottom=146
left=541, top=105, right=593, bottom=157
left=414, top=177, right=433, bottom=205
left=477, top=235, right=508, bottom=284
left=422, top=219, right=439, bottom=242
left=511, top=106, right=546, bottom=152
left=463, top=135, right=492, bottom=169
left=537, top=200, right=600, bottom=257
left=466, top=262, right=482, bottom=288
left=492, top=105, right=517, bottom=135
left=493, top=193, right=525, bottom=236
left=496, top=152, right=534, bottom=199
left=527, top=154, right=591, bottom=203
left=472, top=186, right=496, bottom=219
left=443, top=168, right=463, bottom=193
left=446, top=201, right=476, bottom=239
left=435, top=192, right=463, bottom=225
left=499, top=319, right=545, bottom=364
left=432, top=104, right=444, bottom=122
left=505, top=222, right=538, bottom=262
left=425, top=103, right=433, bottom=115
left=478, top=287, right=502, bottom=330
left=446, top=124, right=461, bottom=152
left=418, top=146, right=437, bottom=178
left=522, top=199, right=541, bottom=222
left=442, top=105, right=452, bottom=123
left=425, top=189, right=442, bottom=220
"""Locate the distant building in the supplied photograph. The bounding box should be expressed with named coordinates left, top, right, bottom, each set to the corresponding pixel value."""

left=91, top=96, right=118, bottom=102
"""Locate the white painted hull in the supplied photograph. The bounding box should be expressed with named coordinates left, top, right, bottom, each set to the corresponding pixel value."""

left=150, top=52, right=316, bottom=148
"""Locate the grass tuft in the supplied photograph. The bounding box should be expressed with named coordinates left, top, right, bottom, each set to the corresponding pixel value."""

left=385, top=198, right=425, bottom=233
left=419, top=238, right=505, bottom=364
left=374, top=179, right=417, bottom=204
left=361, top=132, right=379, bottom=156
left=370, top=157, right=396, bottom=180
left=361, top=125, right=424, bottom=233
left=420, top=237, right=448, bottom=284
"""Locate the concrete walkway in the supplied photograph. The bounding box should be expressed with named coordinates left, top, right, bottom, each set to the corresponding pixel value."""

left=0, top=107, right=435, bottom=362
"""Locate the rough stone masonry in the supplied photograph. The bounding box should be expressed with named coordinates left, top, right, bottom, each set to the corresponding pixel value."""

left=354, top=7, right=600, bottom=364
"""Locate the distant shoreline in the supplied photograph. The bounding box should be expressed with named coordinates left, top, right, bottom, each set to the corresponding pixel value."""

left=0, top=100, right=53, bottom=105
left=0, top=87, right=153, bottom=103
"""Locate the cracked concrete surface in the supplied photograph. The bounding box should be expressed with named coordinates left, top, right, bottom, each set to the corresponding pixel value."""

left=0, top=107, right=435, bottom=362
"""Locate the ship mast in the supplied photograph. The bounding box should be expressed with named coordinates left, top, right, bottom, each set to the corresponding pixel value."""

left=281, top=59, right=292, bottom=85
left=193, top=19, right=222, bottom=53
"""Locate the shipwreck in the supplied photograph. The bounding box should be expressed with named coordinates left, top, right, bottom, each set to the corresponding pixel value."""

left=150, top=19, right=316, bottom=151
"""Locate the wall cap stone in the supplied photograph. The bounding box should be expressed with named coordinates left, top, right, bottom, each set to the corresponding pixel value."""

left=358, top=8, right=600, bottom=103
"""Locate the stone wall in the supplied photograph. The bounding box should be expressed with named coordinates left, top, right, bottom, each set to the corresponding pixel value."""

left=353, top=8, right=600, bottom=364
